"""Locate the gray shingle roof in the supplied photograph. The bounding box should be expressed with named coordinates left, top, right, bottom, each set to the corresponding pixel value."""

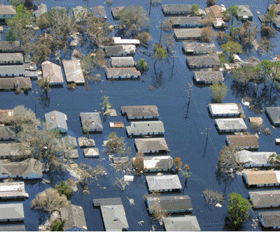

left=111, top=57, right=135, bottom=67
left=144, top=156, right=173, bottom=171
left=170, top=17, right=203, bottom=26
left=60, top=204, right=87, bottom=230
left=0, top=77, right=31, bottom=90
left=91, top=5, right=107, bottom=18
left=146, top=175, right=182, bottom=191
left=59, top=135, right=77, bottom=149
left=62, top=60, right=85, bottom=84
left=111, top=6, right=125, bottom=19
left=0, top=143, right=28, bottom=159
left=183, top=42, right=217, bottom=54
left=0, top=224, right=25, bottom=231
left=0, top=53, right=23, bottom=63
left=126, top=121, right=165, bottom=135
left=237, top=150, right=276, bottom=167
left=266, top=107, right=280, bottom=125
left=0, top=41, right=21, bottom=52
left=215, top=118, right=247, bottom=131
left=162, top=4, right=192, bottom=15
left=193, top=71, right=224, bottom=84
left=34, top=3, right=48, bottom=19
left=174, top=28, right=202, bottom=39
left=41, top=61, right=64, bottom=84
left=250, top=190, right=280, bottom=208
left=135, top=138, right=168, bottom=152
left=45, top=110, right=68, bottom=132
left=104, top=45, right=136, bottom=57
left=0, top=5, right=16, bottom=15
left=0, top=126, right=16, bottom=140
left=237, top=5, right=253, bottom=19
left=0, top=109, right=14, bottom=123
left=106, top=67, right=141, bottom=78
left=259, top=211, right=280, bottom=228
left=0, top=65, right=25, bottom=76
left=0, top=203, right=24, bottom=221
left=80, top=112, right=103, bottom=132
left=163, top=216, right=201, bottom=231
left=78, top=137, right=96, bottom=147
left=121, top=105, right=159, bottom=118
left=186, top=54, right=220, bottom=68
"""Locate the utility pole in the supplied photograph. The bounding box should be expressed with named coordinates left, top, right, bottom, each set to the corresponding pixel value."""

left=185, top=83, right=193, bottom=119
left=201, top=128, right=210, bottom=157
left=34, top=90, right=38, bottom=116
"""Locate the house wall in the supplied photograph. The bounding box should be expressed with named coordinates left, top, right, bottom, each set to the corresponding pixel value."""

left=23, top=172, right=42, bottom=179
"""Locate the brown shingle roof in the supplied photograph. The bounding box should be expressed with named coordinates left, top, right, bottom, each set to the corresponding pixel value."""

left=41, top=61, right=64, bottom=84
left=243, top=170, right=278, bottom=185
left=226, top=134, right=259, bottom=148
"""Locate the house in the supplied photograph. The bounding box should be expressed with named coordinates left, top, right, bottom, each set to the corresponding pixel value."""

left=0, top=77, right=31, bottom=91
left=236, top=5, right=253, bottom=21
left=0, top=181, right=29, bottom=199
left=126, top=121, right=165, bottom=137
left=249, top=117, right=263, bottom=126
left=109, top=122, right=125, bottom=128
left=34, top=3, right=48, bottom=20
left=208, top=103, right=244, bottom=117
left=0, top=158, right=42, bottom=179
left=111, top=57, right=135, bottom=68
left=93, top=198, right=129, bottom=231
left=170, top=17, right=204, bottom=28
left=91, top=6, right=107, bottom=19
left=0, top=65, right=25, bottom=77
left=60, top=204, right=87, bottom=231
left=205, top=5, right=226, bottom=28
left=242, top=170, right=280, bottom=187
left=45, top=110, right=68, bottom=133
left=0, top=143, right=30, bottom=159
left=111, top=6, right=125, bottom=19
left=183, top=42, right=217, bottom=54
left=162, top=4, right=192, bottom=15
left=0, top=204, right=24, bottom=222
left=236, top=150, right=276, bottom=168
left=80, top=112, right=103, bottom=132
left=249, top=190, right=280, bottom=208
left=121, top=105, right=159, bottom=120
left=266, top=107, right=280, bottom=126
left=0, top=109, right=14, bottom=123
left=163, top=216, right=201, bottom=231
left=113, top=37, right=140, bottom=45
left=0, top=126, right=16, bottom=140
left=104, top=45, right=136, bottom=57
left=59, top=135, right=77, bottom=149
left=215, top=118, right=247, bottom=133
left=186, top=54, right=220, bottom=69
left=83, top=148, right=99, bottom=158
left=65, top=150, right=79, bottom=159
left=0, top=5, right=16, bottom=20
left=258, top=211, right=280, bottom=229
left=41, top=61, right=64, bottom=85
left=193, top=71, right=224, bottom=84
left=226, top=134, right=259, bottom=150
left=62, top=60, right=85, bottom=84
left=0, top=53, right=23, bottom=65
left=111, top=156, right=129, bottom=164
left=106, top=67, right=141, bottom=79
left=0, top=224, right=25, bottom=231
left=147, top=195, right=192, bottom=214
left=242, top=56, right=261, bottom=67
left=174, top=28, right=202, bottom=40
left=78, top=137, right=96, bottom=147
left=0, top=41, right=22, bottom=53
left=72, top=6, right=88, bottom=23
left=146, top=175, right=182, bottom=192
left=135, top=138, right=169, bottom=153
left=142, top=156, right=173, bottom=172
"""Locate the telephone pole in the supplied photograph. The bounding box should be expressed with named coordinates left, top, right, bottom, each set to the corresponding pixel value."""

left=185, top=83, right=193, bottom=119
left=201, top=128, right=210, bottom=157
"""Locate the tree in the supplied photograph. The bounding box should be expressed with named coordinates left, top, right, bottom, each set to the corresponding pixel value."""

left=31, top=188, right=70, bottom=212
left=81, top=55, right=95, bottom=80
left=221, top=41, right=243, bottom=62
left=132, top=152, right=144, bottom=174
left=93, top=50, right=107, bottom=67
left=173, top=157, right=183, bottom=173
left=226, top=6, right=241, bottom=26
left=227, top=193, right=251, bottom=227
left=104, top=132, right=132, bottom=157
left=50, top=220, right=65, bottom=231
left=233, top=66, right=261, bottom=85
left=200, top=26, right=216, bottom=42
left=37, top=78, right=51, bottom=94
left=266, top=4, right=276, bottom=26
left=261, top=23, right=277, bottom=38
left=136, top=58, right=149, bottom=71
left=218, top=146, right=242, bottom=175
left=55, top=181, right=74, bottom=199
left=153, top=43, right=167, bottom=74
left=210, top=83, right=228, bottom=103
left=203, top=189, right=224, bottom=205
left=160, top=19, right=173, bottom=32
left=136, top=32, right=151, bottom=47
left=207, top=0, right=217, bottom=6
left=191, top=4, right=200, bottom=16
left=100, top=95, right=112, bottom=115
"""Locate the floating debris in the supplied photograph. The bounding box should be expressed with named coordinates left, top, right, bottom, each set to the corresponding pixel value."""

left=138, top=221, right=144, bottom=225
left=126, top=196, right=135, bottom=205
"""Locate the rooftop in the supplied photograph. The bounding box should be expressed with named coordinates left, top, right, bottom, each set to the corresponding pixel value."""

left=0, top=5, right=16, bottom=15
left=226, top=134, right=259, bottom=148
left=237, top=150, right=276, bottom=166
left=60, top=204, right=87, bottom=230
left=249, top=190, right=280, bottom=208
left=187, top=54, right=220, bottom=67
left=194, top=71, right=224, bottom=83
left=0, top=77, right=31, bottom=90
left=45, top=110, right=68, bottom=132
left=111, top=57, right=135, bottom=67
left=126, top=121, right=165, bottom=135
left=0, top=65, right=25, bottom=76
left=162, top=4, right=192, bottom=15
left=174, top=28, right=202, bottom=39
left=121, top=105, right=159, bottom=118
left=259, top=211, right=280, bottom=228
left=80, top=112, right=103, bottom=131
left=62, top=60, right=85, bottom=84
left=0, top=203, right=24, bottom=221
left=215, top=118, right=247, bottom=131
left=183, top=42, right=217, bottom=54
left=111, top=6, right=125, bottom=19
left=243, top=170, right=280, bottom=185
left=163, top=216, right=201, bottom=231
left=104, top=45, right=136, bottom=57
left=106, top=67, right=141, bottom=78
left=266, top=107, right=280, bottom=125
left=135, top=138, right=168, bottom=152
left=91, top=5, right=107, bottom=18
left=146, top=175, right=182, bottom=191
left=0, top=53, right=23, bottom=62
left=41, top=61, right=64, bottom=84
left=208, top=103, right=244, bottom=116
left=144, top=156, right=173, bottom=171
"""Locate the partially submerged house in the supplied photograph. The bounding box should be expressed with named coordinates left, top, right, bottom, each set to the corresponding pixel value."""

left=258, top=211, right=280, bottom=229
left=113, top=37, right=140, bottom=45
left=205, top=5, right=226, bottom=28
left=193, top=71, right=224, bottom=84
left=0, top=143, right=30, bottom=159
left=111, top=6, right=125, bottom=19
left=62, top=60, right=85, bottom=84
left=236, top=150, right=276, bottom=168
left=170, top=17, right=204, bottom=28
left=45, top=110, right=68, bottom=133
left=0, top=126, right=16, bottom=140
left=41, top=61, right=64, bottom=85
left=91, top=5, right=107, bottom=19
left=143, top=156, right=173, bottom=172
left=236, top=5, right=253, bottom=21
left=0, top=203, right=24, bottom=222
left=104, top=45, right=136, bottom=57
left=226, top=134, right=259, bottom=150
left=60, top=204, right=88, bottom=231
left=0, top=109, right=14, bottom=123
left=72, top=6, right=88, bottom=23
left=146, top=175, right=182, bottom=192
left=266, top=107, right=280, bottom=126
left=174, top=28, right=202, bottom=40
left=249, top=190, right=280, bottom=209
left=78, top=137, right=96, bottom=147
left=0, top=5, right=16, bottom=20
left=208, top=103, right=244, bottom=117
left=242, top=170, right=280, bottom=187
left=0, top=181, right=29, bottom=200
left=106, top=67, right=141, bottom=79
left=215, top=118, right=247, bottom=133
left=0, top=41, right=22, bottom=53
left=163, top=216, right=201, bottom=231
left=93, top=198, right=129, bottom=231
left=0, top=158, right=42, bottom=179
left=162, top=4, right=192, bottom=15
left=59, top=135, right=77, bottom=149
left=126, top=121, right=164, bottom=137
left=186, top=54, right=220, bottom=69
left=135, top=138, right=169, bottom=153
left=80, top=112, right=103, bottom=132
left=121, top=105, right=159, bottom=120
left=0, top=65, right=25, bottom=77
left=146, top=195, right=192, bottom=214
left=111, top=57, right=135, bottom=68
left=83, top=148, right=99, bottom=158
left=0, top=78, right=31, bottom=91
left=0, top=53, right=23, bottom=65
left=34, top=3, right=48, bottom=20
left=183, top=42, right=217, bottom=55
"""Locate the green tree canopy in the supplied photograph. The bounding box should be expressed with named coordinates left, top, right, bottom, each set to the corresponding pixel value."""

left=210, top=83, right=228, bottom=103
left=191, top=4, right=200, bottom=16
left=137, top=58, right=149, bottom=71
left=221, top=41, right=243, bottom=62
left=226, top=5, right=241, bottom=26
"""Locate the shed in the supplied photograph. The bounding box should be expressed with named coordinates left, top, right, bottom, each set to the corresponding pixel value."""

left=266, top=107, right=280, bottom=126
left=170, top=17, right=204, bottom=28
left=78, top=137, right=96, bottom=147
left=226, top=134, right=259, bottom=150
left=0, top=65, right=25, bottom=77
left=111, top=57, right=135, bottom=68
left=248, top=117, right=263, bottom=126
left=135, top=138, right=169, bottom=153
left=91, top=5, right=107, bottom=19
left=183, top=42, right=217, bottom=54
left=143, top=156, right=173, bottom=172
left=186, top=54, right=220, bottom=69
left=60, top=204, right=87, bottom=231
left=80, top=112, right=103, bottom=132
left=163, top=216, right=201, bottom=231
left=236, top=5, right=253, bottom=21
left=208, top=103, right=244, bottom=117
left=258, top=211, right=280, bottom=229
left=113, top=37, right=140, bottom=45
left=0, top=41, right=22, bottom=53
left=104, top=45, right=136, bottom=57
left=83, top=148, right=99, bottom=158
left=249, top=190, right=280, bottom=208
left=146, top=175, right=182, bottom=192
left=109, top=122, right=125, bottom=128
left=106, top=67, right=141, bottom=79
left=236, top=150, right=276, bottom=168
left=0, top=53, right=23, bottom=65
left=62, top=60, right=85, bottom=84
left=193, top=71, right=224, bottom=84
left=215, top=118, right=247, bottom=133
left=242, top=170, right=280, bottom=187
left=146, top=195, right=192, bottom=214
left=41, top=61, right=64, bottom=85
left=174, top=28, right=202, bottom=40
left=0, top=204, right=24, bottom=222
left=111, top=6, right=125, bottom=19
left=0, top=126, right=16, bottom=140
left=121, top=105, right=159, bottom=120
left=126, top=121, right=165, bottom=137
left=0, top=181, right=29, bottom=199
left=45, top=110, right=68, bottom=133
left=0, top=77, right=31, bottom=91
left=162, top=4, right=192, bottom=15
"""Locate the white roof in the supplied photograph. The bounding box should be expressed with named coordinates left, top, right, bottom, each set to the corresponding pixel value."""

left=215, top=118, right=247, bottom=131
left=113, top=37, right=140, bottom=45
left=237, top=150, right=276, bottom=165
left=144, top=156, right=173, bottom=169
left=209, top=103, right=243, bottom=116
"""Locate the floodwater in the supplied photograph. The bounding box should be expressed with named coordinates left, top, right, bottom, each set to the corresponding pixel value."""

left=1, top=0, right=280, bottom=230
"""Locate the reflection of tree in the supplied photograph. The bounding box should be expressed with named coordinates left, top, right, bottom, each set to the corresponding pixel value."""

left=216, top=170, right=234, bottom=197
left=38, top=93, right=50, bottom=109
left=150, top=72, right=163, bottom=88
